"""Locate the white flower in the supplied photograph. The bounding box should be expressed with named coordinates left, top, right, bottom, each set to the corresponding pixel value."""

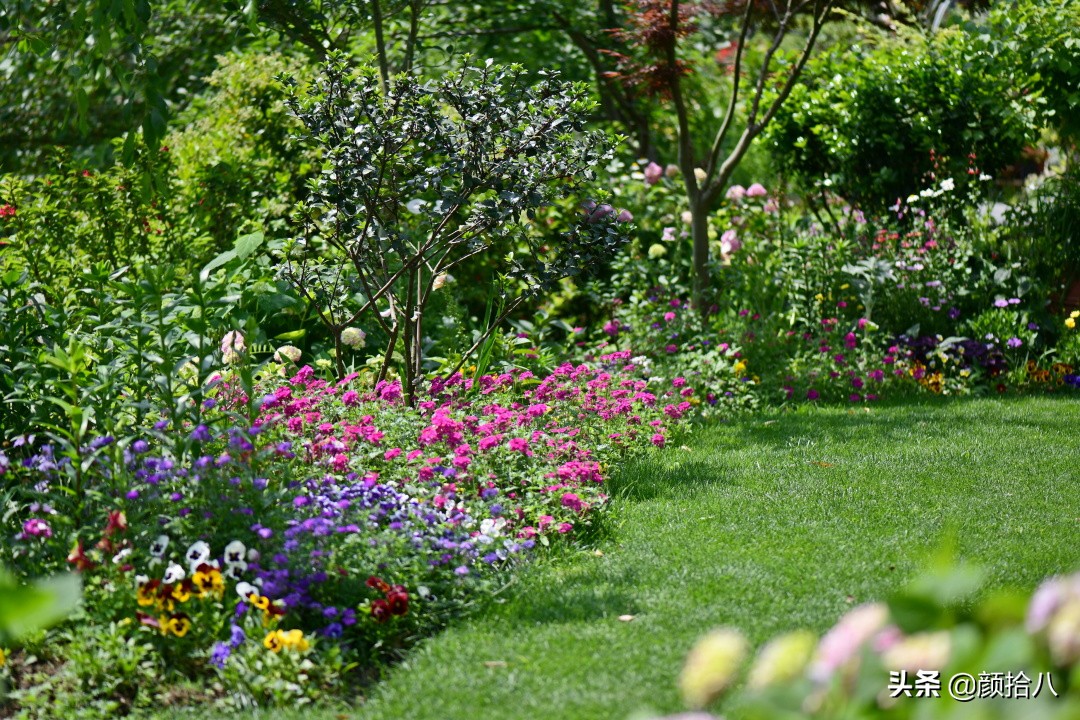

left=247, top=548, right=260, bottom=563
left=940, top=178, right=955, bottom=192
left=906, top=194, right=919, bottom=204
left=163, top=563, right=186, bottom=584
left=221, top=330, right=245, bottom=355
left=135, top=574, right=149, bottom=588
left=150, top=534, right=170, bottom=557
left=979, top=173, right=992, bottom=182
left=432, top=273, right=449, bottom=290
left=224, top=562, right=248, bottom=580
left=112, top=548, right=132, bottom=564
left=274, top=345, right=302, bottom=364
left=223, top=540, right=247, bottom=565
left=340, top=327, right=366, bottom=348
left=694, top=168, right=708, bottom=183
left=235, top=581, right=257, bottom=599
left=185, top=540, right=211, bottom=568
left=480, top=518, right=506, bottom=538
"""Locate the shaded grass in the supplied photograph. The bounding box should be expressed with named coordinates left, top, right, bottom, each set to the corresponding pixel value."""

left=269, top=396, right=1080, bottom=720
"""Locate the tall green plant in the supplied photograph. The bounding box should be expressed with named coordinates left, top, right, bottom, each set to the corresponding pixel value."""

left=281, top=56, right=629, bottom=403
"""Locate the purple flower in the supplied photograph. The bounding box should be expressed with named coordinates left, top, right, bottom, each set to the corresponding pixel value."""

left=1007, top=337, right=1023, bottom=349
left=210, top=642, right=231, bottom=669
left=190, top=425, right=211, bottom=442
left=994, top=299, right=1009, bottom=308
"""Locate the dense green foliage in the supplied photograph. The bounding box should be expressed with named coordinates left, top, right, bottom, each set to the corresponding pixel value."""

left=2, top=0, right=1080, bottom=716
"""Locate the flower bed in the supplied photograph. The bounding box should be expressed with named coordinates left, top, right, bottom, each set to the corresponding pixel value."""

left=2, top=352, right=682, bottom=712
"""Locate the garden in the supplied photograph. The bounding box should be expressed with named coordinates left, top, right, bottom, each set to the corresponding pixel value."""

left=1, top=1, right=1079, bottom=718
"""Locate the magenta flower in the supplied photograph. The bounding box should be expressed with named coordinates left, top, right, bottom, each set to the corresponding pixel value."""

left=807, top=389, right=820, bottom=401
left=651, top=433, right=666, bottom=448
left=21, top=518, right=52, bottom=539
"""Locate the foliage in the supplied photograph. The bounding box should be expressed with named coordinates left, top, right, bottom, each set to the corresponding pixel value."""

left=282, top=56, right=628, bottom=401
left=766, top=20, right=1041, bottom=208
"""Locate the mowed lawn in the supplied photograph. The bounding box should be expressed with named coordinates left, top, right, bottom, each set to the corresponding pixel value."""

left=272, top=396, right=1080, bottom=720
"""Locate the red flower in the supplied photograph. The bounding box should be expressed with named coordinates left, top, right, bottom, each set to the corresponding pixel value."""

left=66, top=541, right=97, bottom=572
left=366, top=576, right=390, bottom=594
left=387, top=589, right=409, bottom=616
left=371, top=599, right=391, bottom=623
left=104, top=510, right=128, bottom=537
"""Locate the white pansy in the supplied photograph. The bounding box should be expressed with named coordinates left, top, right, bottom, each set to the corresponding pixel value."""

left=149, top=534, right=170, bottom=557
left=185, top=540, right=211, bottom=567
left=223, top=540, right=246, bottom=564
left=235, top=581, right=257, bottom=599
left=163, top=563, right=186, bottom=584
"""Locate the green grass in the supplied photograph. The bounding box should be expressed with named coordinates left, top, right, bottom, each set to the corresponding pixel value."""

left=273, top=396, right=1080, bottom=720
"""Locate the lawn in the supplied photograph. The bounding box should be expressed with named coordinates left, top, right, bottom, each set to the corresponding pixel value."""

left=247, top=395, right=1080, bottom=720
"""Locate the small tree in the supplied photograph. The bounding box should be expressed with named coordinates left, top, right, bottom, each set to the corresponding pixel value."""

left=606, top=0, right=836, bottom=304
left=281, top=56, right=628, bottom=404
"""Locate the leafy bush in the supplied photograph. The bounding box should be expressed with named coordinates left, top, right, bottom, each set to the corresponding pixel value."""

left=282, top=56, right=628, bottom=399
left=766, top=23, right=1040, bottom=208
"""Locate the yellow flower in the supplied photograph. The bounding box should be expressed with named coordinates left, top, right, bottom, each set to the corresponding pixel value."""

left=1071, top=310, right=1080, bottom=318
left=136, top=583, right=157, bottom=607
left=680, top=628, right=748, bottom=708
left=264, top=630, right=284, bottom=653
left=0, top=647, right=6, bottom=667
left=282, top=629, right=310, bottom=652
left=249, top=593, right=271, bottom=611
left=165, top=614, right=192, bottom=638
left=1067, top=317, right=1077, bottom=329
left=733, top=360, right=747, bottom=375
left=193, top=567, right=224, bottom=597
left=748, top=630, right=816, bottom=689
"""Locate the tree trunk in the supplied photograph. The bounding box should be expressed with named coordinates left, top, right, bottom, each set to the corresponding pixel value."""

left=691, top=199, right=711, bottom=306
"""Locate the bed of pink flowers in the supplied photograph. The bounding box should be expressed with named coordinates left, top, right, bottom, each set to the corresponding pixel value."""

left=3, top=350, right=691, bottom=708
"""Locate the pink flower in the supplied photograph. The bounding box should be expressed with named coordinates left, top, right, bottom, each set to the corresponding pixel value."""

left=507, top=437, right=530, bottom=453
left=807, top=389, right=820, bottom=401
left=726, top=184, right=746, bottom=201
left=720, top=229, right=741, bottom=255
left=672, top=377, right=686, bottom=387
left=857, top=318, right=868, bottom=330
left=557, top=522, right=573, bottom=534
left=746, top=183, right=768, bottom=198
left=538, top=515, right=554, bottom=530
left=664, top=311, right=676, bottom=322
left=342, top=390, right=359, bottom=406
left=331, top=453, right=349, bottom=472
left=384, top=448, right=402, bottom=461
left=21, top=518, right=52, bottom=539
left=844, top=332, right=857, bottom=349
left=665, top=344, right=678, bottom=354
left=644, top=161, right=663, bottom=185
left=561, top=493, right=584, bottom=512
left=651, top=433, right=666, bottom=448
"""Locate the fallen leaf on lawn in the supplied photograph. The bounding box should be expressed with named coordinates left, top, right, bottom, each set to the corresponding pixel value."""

left=618, top=614, right=635, bottom=622
left=811, top=461, right=834, bottom=468
left=680, top=445, right=692, bottom=451
left=483, top=661, right=508, bottom=668
left=593, top=550, right=604, bottom=557
left=845, top=595, right=855, bottom=604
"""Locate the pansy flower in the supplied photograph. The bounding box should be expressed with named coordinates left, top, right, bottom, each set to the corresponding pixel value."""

left=162, top=563, right=186, bottom=585
left=185, top=541, right=211, bottom=568
left=150, top=535, right=170, bottom=558
left=223, top=540, right=246, bottom=565
left=192, top=564, right=225, bottom=596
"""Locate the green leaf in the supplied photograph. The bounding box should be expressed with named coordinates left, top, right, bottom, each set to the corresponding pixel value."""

left=0, top=570, right=81, bottom=643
